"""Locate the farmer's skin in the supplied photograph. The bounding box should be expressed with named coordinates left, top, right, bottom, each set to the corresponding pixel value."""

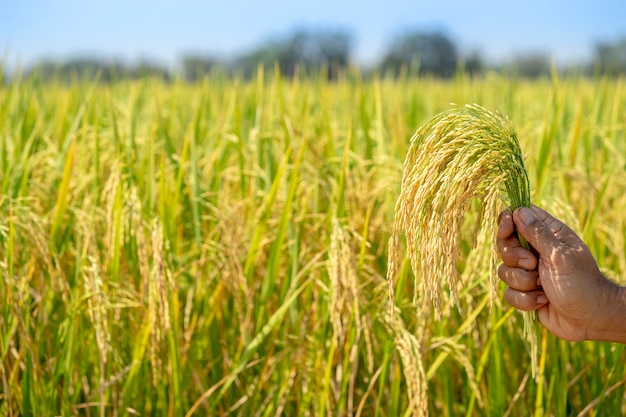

left=497, top=205, right=626, bottom=344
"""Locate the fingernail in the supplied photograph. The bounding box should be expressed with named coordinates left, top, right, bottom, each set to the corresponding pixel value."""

left=517, top=207, right=534, bottom=225
left=537, top=294, right=548, bottom=305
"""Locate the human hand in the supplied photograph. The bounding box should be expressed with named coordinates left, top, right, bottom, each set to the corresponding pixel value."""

left=497, top=205, right=626, bottom=343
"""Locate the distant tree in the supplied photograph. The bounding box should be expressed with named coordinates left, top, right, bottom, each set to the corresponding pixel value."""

left=26, top=58, right=170, bottom=83
left=235, top=28, right=353, bottom=79
left=134, top=60, right=171, bottom=81
left=593, top=38, right=626, bottom=75
left=59, top=58, right=126, bottom=82
left=462, top=50, right=486, bottom=77
left=181, top=56, right=220, bottom=82
left=508, top=53, right=551, bottom=78
left=26, top=59, right=99, bottom=82
left=379, top=31, right=458, bottom=78
left=235, top=43, right=284, bottom=78
left=305, top=30, right=352, bottom=79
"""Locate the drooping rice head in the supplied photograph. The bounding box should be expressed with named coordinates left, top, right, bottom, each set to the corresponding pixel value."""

left=387, top=103, right=531, bottom=315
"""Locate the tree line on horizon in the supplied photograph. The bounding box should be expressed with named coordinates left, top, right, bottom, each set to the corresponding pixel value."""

left=6, top=29, right=626, bottom=83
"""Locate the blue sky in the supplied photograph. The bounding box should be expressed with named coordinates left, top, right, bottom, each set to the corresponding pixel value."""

left=2, top=0, right=625, bottom=69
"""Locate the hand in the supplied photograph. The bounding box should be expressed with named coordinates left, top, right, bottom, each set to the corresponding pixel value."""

left=497, top=205, right=626, bottom=343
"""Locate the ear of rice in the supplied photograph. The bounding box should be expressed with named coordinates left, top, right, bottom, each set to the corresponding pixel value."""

left=387, top=103, right=538, bottom=376
left=382, top=310, right=428, bottom=417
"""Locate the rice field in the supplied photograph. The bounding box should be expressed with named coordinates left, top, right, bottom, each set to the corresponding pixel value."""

left=1, top=66, right=625, bottom=416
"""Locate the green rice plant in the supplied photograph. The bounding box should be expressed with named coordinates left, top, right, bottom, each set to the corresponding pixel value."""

left=1, top=67, right=625, bottom=416
left=386, top=104, right=538, bottom=389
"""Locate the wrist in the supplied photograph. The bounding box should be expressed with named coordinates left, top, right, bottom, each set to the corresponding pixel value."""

left=588, top=283, right=626, bottom=344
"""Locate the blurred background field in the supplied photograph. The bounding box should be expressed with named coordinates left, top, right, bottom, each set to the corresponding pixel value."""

left=1, top=1, right=626, bottom=416
left=1, top=66, right=625, bottom=416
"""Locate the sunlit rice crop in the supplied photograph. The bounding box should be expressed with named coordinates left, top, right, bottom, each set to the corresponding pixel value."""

left=1, top=69, right=624, bottom=416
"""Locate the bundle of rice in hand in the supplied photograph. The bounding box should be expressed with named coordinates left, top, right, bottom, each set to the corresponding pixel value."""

left=387, top=103, right=538, bottom=374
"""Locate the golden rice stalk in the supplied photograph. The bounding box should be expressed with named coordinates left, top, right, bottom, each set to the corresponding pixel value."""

left=101, top=165, right=122, bottom=255
left=328, top=217, right=363, bottom=413
left=328, top=217, right=362, bottom=346
left=127, top=187, right=150, bottom=293
left=83, top=255, right=111, bottom=392
left=1, top=197, right=66, bottom=298
left=382, top=310, right=428, bottom=417
left=387, top=104, right=537, bottom=372
left=148, top=217, right=173, bottom=385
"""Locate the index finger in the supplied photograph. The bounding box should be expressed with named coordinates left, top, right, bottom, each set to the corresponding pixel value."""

left=497, top=209, right=515, bottom=240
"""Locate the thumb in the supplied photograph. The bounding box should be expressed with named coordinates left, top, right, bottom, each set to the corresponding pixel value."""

left=513, top=206, right=561, bottom=257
